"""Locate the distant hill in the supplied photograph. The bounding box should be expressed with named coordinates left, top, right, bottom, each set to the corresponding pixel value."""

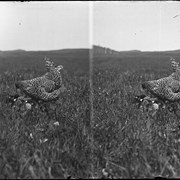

left=0, top=49, right=26, bottom=55
left=0, top=47, right=180, bottom=58
left=93, top=45, right=120, bottom=55
left=0, top=48, right=90, bottom=57
left=93, top=45, right=180, bottom=57
left=0, top=48, right=90, bottom=73
left=0, top=49, right=26, bottom=52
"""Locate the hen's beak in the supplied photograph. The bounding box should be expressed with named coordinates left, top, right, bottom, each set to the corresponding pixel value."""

left=57, top=65, right=63, bottom=71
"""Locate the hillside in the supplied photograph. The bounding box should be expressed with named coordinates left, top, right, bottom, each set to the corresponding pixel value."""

left=0, top=48, right=90, bottom=74
left=93, top=45, right=180, bottom=61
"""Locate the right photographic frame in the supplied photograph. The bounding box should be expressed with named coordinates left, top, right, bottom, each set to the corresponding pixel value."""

left=92, top=1, right=180, bottom=178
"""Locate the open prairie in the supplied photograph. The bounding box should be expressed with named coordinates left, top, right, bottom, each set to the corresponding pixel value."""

left=2, top=47, right=180, bottom=178
left=0, top=49, right=91, bottom=179
left=93, top=48, right=180, bottom=178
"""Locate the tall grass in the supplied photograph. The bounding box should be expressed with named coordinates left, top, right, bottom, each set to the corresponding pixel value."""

left=0, top=52, right=91, bottom=179
left=2, top=50, right=180, bottom=178
left=92, top=53, right=180, bottom=178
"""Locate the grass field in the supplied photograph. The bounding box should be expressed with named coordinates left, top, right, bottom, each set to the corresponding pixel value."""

left=92, top=50, right=180, bottom=178
left=0, top=49, right=91, bottom=179
left=2, top=48, right=180, bottom=178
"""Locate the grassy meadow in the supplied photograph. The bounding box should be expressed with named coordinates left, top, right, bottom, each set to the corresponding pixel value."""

left=0, top=49, right=91, bottom=179
left=1, top=47, right=180, bottom=178
left=92, top=50, right=180, bottom=178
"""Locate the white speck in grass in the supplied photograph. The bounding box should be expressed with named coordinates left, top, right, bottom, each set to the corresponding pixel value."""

left=26, top=103, right=32, bottom=110
left=54, top=121, right=59, bottom=126
left=40, top=138, right=48, bottom=143
left=153, top=103, right=159, bottom=110
left=102, top=169, right=108, bottom=177
left=30, top=133, right=33, bottom=139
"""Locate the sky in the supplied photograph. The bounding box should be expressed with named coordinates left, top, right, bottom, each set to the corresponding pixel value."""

left=1, top=2, right=180, bottom=52
left=0, top=2, right=89, bottom=51
left=94, top=1, right=180, bottom=51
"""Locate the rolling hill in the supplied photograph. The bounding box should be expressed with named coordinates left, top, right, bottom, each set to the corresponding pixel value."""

left=0, top=48, right=90, bottom=74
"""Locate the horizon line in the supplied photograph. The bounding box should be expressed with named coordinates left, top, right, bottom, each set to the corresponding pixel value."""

left=93, top=45, right=180, bottom=53
left=0, top=47, right=91, bottom=52
left=0, top=46, right=180, bottom=52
